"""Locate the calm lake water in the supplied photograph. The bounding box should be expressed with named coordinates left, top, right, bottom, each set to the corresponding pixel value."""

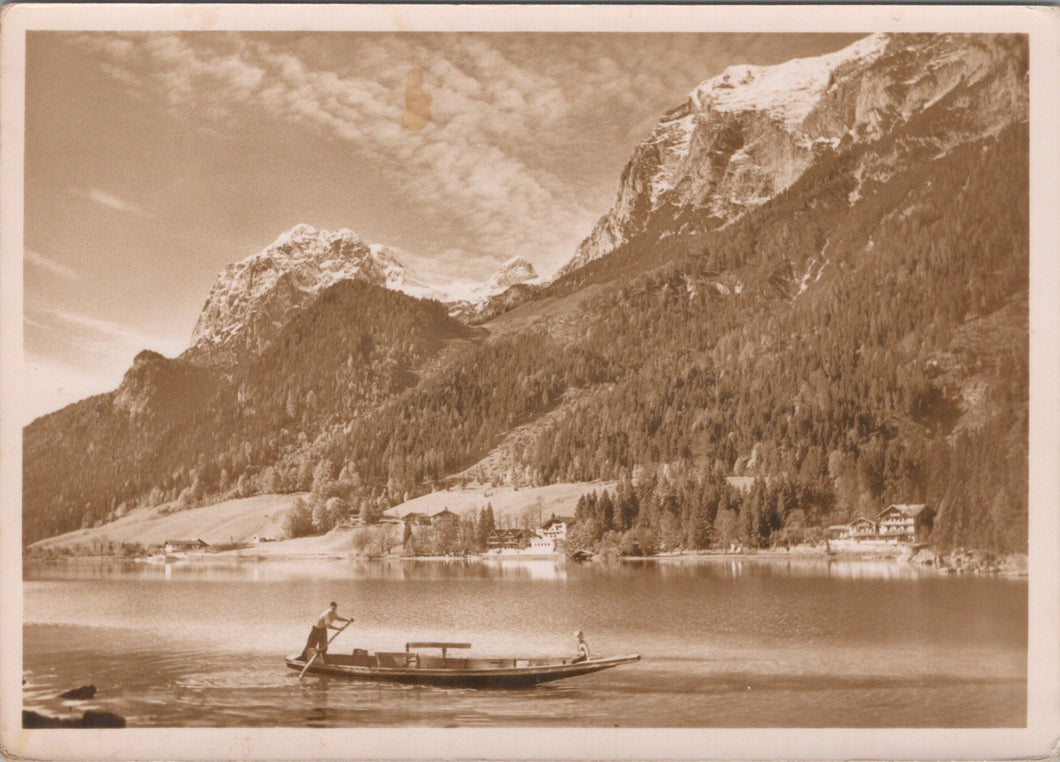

left=23, top=556, right=1026, bottom=728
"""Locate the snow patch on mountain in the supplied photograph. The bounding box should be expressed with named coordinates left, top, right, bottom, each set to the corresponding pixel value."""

left=186, top=225, right=541, bottom=364
left=555, top=33, right=1023, bottom=281
left=692, top=34, right=889, bottom=129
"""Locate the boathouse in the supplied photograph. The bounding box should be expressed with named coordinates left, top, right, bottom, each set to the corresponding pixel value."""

left=164, top=539, right=209, bottom=554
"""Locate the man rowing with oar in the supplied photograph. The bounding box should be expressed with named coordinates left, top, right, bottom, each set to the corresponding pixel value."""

left=301, top=601, right=353, bottom=663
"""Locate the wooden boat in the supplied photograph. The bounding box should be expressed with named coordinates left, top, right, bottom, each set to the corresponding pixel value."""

left=285, top=641, right=640, bottom=687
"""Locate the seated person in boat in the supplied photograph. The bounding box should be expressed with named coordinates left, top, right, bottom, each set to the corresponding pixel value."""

left=301, top=602, right=352, bottom=661
left=573, top=631, right=590, bottom=663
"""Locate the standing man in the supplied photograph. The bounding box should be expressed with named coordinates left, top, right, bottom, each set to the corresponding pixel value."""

left=302, top=601, right=352, bottom=662
left=573, top=631, right=590, bottom=663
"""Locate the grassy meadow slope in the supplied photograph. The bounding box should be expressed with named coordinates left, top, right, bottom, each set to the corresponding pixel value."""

left=28, top=494, right=303, bottom=553
left=26, top=483, right=609, bottom=557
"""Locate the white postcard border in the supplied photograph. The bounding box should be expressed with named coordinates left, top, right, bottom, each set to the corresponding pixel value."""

left=2, top=4, right=1057, bottom=760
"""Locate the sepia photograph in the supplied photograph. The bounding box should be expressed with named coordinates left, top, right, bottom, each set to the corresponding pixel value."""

left=2, top=4, right=1058, bottom=760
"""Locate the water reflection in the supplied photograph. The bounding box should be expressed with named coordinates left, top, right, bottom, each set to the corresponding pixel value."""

left=572, top=556, right=937, bottom=581
left=27, top=555, right=574, bottom=583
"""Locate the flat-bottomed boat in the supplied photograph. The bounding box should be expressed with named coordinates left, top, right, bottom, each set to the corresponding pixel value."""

left=285, top=641, right=640, bottom=687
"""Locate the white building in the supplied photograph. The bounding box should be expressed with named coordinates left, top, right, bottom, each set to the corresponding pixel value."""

left=540, top=515, right=575, bottom=543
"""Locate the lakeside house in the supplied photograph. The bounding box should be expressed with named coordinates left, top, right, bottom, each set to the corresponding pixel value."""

left=487, top=528, right=536, bottom=552
left=877, top=504, right=933, bottom=542
left=540, top=515, right=575, bottom=544
left=486, top=516, right=575, bottom=555
left=529, top=534, right=556, bottom=553
left=430, top=509, right=459, bottom=527
left=827, top=504, right=934, bottom=544
left=164, top=539, right=209, bottom=554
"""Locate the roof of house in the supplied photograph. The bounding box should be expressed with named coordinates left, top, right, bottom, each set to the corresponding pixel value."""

left=878, top=504, right=930, bottom=518
left=489, top=528, right=535, bottom=538
left=541, top=515, right=575, bottom=528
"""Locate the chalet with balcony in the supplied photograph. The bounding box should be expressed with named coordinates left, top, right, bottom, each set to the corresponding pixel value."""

left=826, top=504, right=934, bottom=546
left=876, top=504, right=933, bottom=543
left=826, top=518, right=877, bottom=541
left=487, top=528, right=535, bottom=552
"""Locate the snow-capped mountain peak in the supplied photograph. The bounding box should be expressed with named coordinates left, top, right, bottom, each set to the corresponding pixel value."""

left=186, top=226, right=544, bottom=364
left=487, top=257, right=540, bottom=291
left=187, top=225, right=424, bottom=363
left=691, top=34, right=889, bottom=129
left=554, top=33, right=1021, bottom=280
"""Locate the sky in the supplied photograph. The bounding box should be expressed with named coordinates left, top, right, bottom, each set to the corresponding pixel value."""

left=22, top=31, right=864, bottom=424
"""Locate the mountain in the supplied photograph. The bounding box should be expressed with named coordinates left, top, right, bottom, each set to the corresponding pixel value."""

left=486, top=257, right=540, bottom=292
left=556, top=33, right=1026, bottom=279
left=184, top=225, right=542, bottom=365
left=445, top=257, right=544, bottom=323
left=183, top=225, right=449, bottom=365
left=24, top=280, right=476, bottom=543
left=24, top=33, right=1029, bottom=556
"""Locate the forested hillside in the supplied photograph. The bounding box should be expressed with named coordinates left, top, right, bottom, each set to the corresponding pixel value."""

left=286, top=123, right=1028, bottom=553
left=23, top=282, right=476, bottom=542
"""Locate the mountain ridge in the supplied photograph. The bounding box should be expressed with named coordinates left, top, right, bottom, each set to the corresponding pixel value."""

left=557, top=32, right=1025, bottom=279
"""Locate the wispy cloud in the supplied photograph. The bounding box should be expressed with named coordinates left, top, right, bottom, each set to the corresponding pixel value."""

left=22, top=312, right=188, bottom=423
left=71, top=32, right=857, bottom=277
left=72, top=32, right=610, bottom=275
left=72, top=186, right=150, bottom=217
left=25, top=249, right=77, bottom=280
left=49, top=309, right=183, bottom=354
left=32, top=307, right=186, bottom=358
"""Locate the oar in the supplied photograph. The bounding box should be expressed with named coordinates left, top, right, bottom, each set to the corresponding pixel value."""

left=299, top=619, right=353, bottom=679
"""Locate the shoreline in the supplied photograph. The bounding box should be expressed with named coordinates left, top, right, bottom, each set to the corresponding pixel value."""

left=22, top=547, right=1028, bottom=576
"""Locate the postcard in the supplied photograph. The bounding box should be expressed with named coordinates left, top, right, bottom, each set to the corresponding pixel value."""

left=2, top=4, right=1058, bottom=760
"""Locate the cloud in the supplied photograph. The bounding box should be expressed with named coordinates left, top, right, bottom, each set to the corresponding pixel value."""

left=29, top=307, right=187, bottom=362
left=72, top=32, right=606, bottom=275
left=25, top=249, right=77, bottom=280
left=71, top=32, right=855, bottom=278
left=47, top=309, right=183, bottom=355
left=72, top=186, right=151, bottom=217
left=21, top=309, right=187, bottom=423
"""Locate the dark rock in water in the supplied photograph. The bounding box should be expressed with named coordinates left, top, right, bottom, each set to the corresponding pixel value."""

left=59, top=684, right=96, bottom=700
left=23, top=709, right=126, bottom=728
left=81, top=710, right=126, bottom=728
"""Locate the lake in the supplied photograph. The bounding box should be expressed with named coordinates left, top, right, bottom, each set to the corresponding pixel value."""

left=22, top=556, right=1026, bottom=728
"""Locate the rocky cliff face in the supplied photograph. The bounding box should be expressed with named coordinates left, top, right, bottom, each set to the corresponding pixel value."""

left=185, top=226, right=544, bottom=365
left=184, top=225, right=446, bottom=365
left=556, top=33, right=1026, bottom=278
left=486, top=257, right=539, bottom=292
